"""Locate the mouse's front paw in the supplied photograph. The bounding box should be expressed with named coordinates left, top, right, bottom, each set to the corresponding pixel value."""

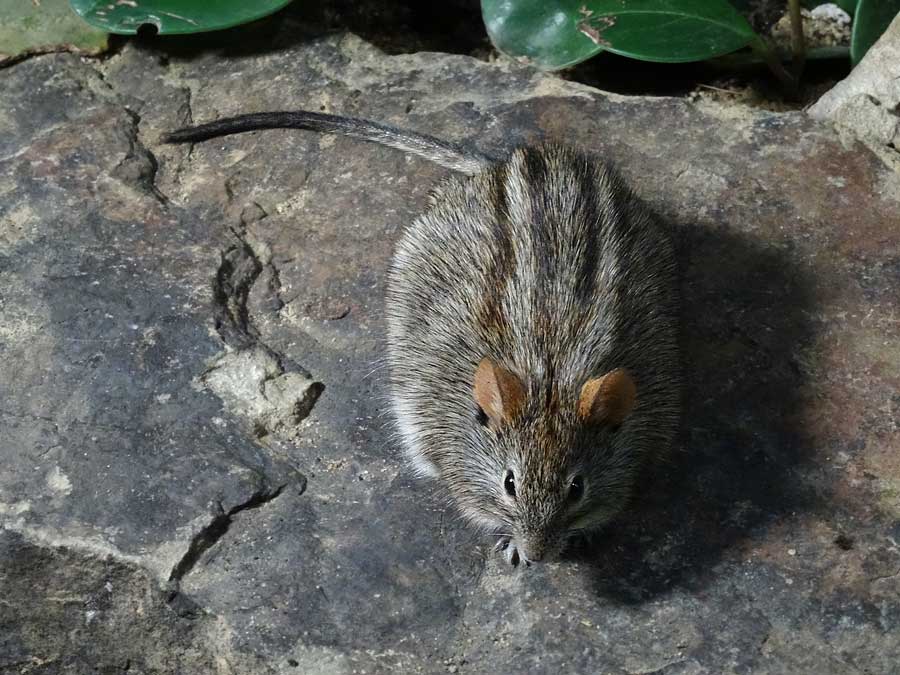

left=494, top=536, right=521, bottom=567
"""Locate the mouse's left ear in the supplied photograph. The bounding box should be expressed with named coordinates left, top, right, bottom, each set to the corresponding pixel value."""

left=474, top=358, right=526, bottom=427
left=577, top=368, right=637, bottom=427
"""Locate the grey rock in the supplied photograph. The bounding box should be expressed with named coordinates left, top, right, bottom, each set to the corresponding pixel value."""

left=1, top=24, right=899, bottom=675
left=809, top=12, right=900, bottom=163
left=201, top=347, right=323, bottom=440
left=0, top=528, right=270, bottom=673
left=815, top=93, right=900, bottom=147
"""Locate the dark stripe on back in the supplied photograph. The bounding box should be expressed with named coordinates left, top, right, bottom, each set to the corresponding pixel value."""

left=522, top=148, right=558, bottom=362
left=521, top=148, right=555, bottom=287
left=475, top=162, right=514, bottom=346
left=573, top=154, right=606, bottom=304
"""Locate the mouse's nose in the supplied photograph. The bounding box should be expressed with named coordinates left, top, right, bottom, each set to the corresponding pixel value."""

left=520, top=541, right=545, bottom=563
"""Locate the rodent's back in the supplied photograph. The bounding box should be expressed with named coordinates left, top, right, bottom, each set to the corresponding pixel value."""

left=386, top=144, right=679, bottom=487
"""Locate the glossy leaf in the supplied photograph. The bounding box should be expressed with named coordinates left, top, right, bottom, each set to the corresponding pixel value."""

left=0, top=0, right=108, bottom=64
left=851, top=0, right=900, bottom=64
left=70, top=0, right=294, bottom=35
left=482, top=0, right=758, bottom=71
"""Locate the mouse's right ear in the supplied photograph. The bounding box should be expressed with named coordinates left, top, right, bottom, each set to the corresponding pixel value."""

left=474, top=358, right=526, bottom=427
left=578, top=368, right=637, bottom=427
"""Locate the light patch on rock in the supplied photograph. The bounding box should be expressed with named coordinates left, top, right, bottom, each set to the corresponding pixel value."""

left=281, top=646, right=352, bottom=675
left=5, top=524, right=148, bottom=571
left=809, top=12, right=900, bottom=171
left=46, top=466, right=73, bottom=495
left=199, top=347, right=323, bottom=439
left=0, top=308, right=48, bottom=348
left=0, top=500, right=31, bottom=516
left=809, top=4, right=851, bottom=25
left=0, top=202, right=39, bottom=251
left=274, top=188, right=311, bottom=216
left=771, top=5, right=851, bottom=50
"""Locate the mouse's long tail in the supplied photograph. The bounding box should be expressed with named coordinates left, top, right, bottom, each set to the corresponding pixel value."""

left=162, top=111, right=494, bottom=175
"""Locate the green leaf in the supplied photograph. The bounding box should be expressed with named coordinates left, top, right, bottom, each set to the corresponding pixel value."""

left=69, top=0, right=294, bottom=36
left=482, top=0, right=758, bottom=71
left=851, top=0, right=900, bottom=64
left=0, top=0, right=108, bottom=64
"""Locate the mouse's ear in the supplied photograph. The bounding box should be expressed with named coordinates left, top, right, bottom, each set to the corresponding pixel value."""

left=474, top=358, right=526, bottom=427
left=577, top=368, right=637, bottom=427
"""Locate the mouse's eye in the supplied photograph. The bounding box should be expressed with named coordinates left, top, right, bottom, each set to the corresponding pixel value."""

left=475, top=405, right=489, bottom=427
left=568, top=476, right=584, bottom=503
left=504, top=470, right=516, bottom=498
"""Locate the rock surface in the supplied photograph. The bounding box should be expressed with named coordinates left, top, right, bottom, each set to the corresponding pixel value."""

left=809, top=12, right=900, bottom=168
left=1, top=17, right=899, bottom=675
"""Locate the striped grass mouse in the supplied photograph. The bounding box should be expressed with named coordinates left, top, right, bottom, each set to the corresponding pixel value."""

left=164, top=112, right=680, bottom=566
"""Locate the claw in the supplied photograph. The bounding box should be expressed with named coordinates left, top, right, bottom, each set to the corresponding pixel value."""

left=493, top=536, right=521, bottom=566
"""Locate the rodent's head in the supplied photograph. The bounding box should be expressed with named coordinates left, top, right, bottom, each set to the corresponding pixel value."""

left=457, top=358, right=639, bottom=563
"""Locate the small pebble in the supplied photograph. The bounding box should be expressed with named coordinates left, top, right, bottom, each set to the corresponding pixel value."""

left=788, top=548, right=797, bottom=556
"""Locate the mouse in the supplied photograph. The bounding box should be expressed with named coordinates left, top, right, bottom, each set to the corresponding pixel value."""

left=164, top=111, right=680, bottom=566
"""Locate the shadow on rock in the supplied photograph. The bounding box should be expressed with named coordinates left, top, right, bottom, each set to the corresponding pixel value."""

left=569, top=224, right=819, bottom=603
left=122, top=0, right=487, bottom=62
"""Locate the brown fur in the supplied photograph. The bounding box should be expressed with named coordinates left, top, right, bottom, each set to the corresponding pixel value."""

left=473, top=358, right=526, bottom=427
left=577, top=368, right=637, bottom=426
left=387, top=145, right=679, bottom=565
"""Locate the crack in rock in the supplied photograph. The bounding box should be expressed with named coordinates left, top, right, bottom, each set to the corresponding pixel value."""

left=213, top=239, right=263, bottom=351
left=112, top=106, right=170, bottom=205
left=871, top=566, right=900, bottom=583
left=212, top=215, right=283, bottom=352
left=206, top=223, right=323, bottom=438
left=167, top=484, right=287, bottom=594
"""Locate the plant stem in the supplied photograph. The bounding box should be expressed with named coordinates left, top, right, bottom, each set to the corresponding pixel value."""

left=788, top=0, right=807, bottom=80
left=750, top=36, right=798, bottom=96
